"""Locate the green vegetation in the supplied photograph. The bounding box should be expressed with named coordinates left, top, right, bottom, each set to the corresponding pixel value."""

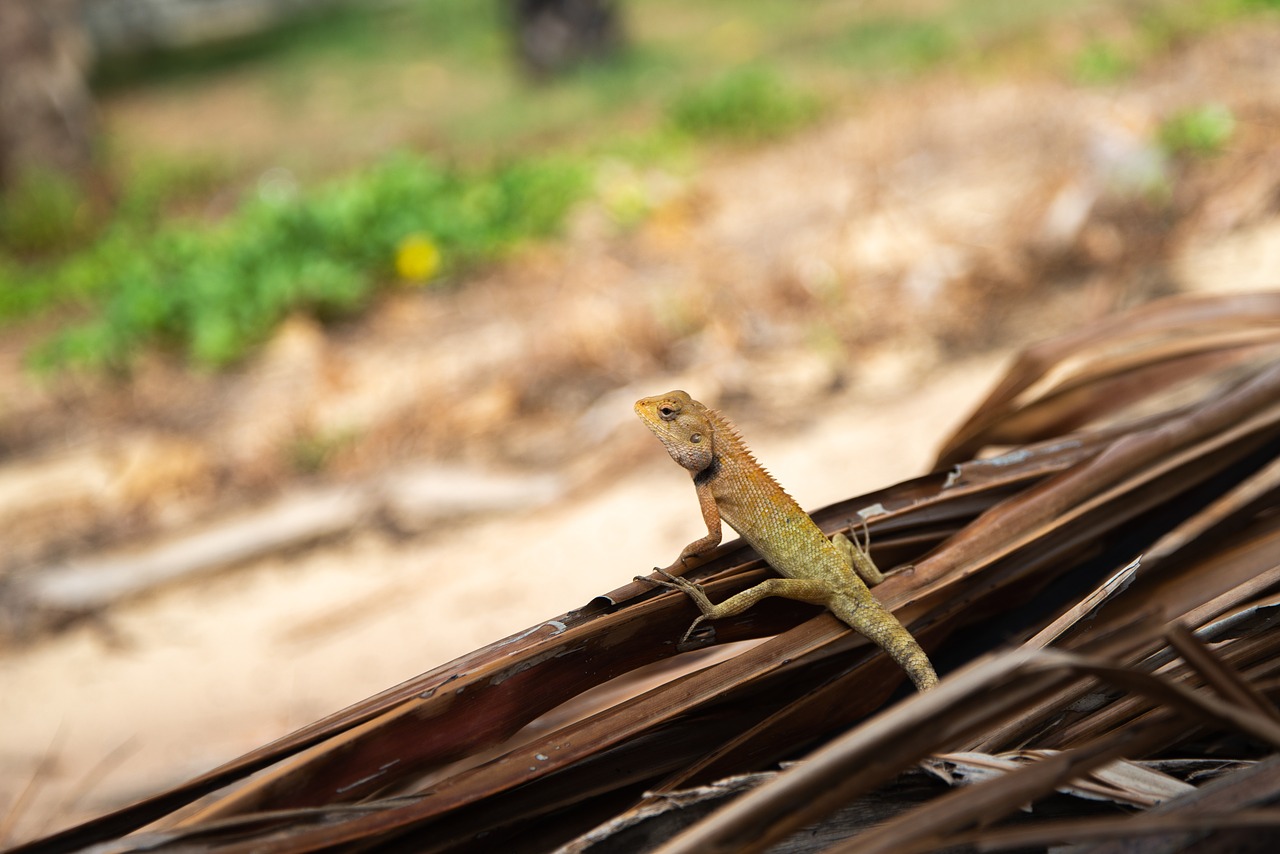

left=1073, top=40, right=1135, bottom=84
left=827, top=17, right=955, bottom=74
left=92, top=0, right=505, bottom=91
left=668, top=67, right=819, bottom=142
left=0, top=168, right=91, bottom=254
left=19, top=155, right=587, bottom=371
left=1072, top=0, right=1280, bottom=86
left=3, top=0, right=1277, bottom=374
left=1158, top=104, right=1236, bottom=157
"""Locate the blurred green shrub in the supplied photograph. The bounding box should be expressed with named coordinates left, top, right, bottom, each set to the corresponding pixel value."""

left=18, top=153, right=587, bottom=372
left=667, top=67, right=819, bottom=142
left=830, top=17, right=953, bottom=74
left=1158, top=104, right=1235, bottom=157
left=0, top=168, right=89, bottom=254
left=1073, top=41, right=1135, bottom=84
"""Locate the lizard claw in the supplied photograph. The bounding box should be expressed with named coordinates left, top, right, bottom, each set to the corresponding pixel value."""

left=650, top=569, right=708, bottom=599
left=654, top=566, right=682, bottom=583
left=635, top=570, right=679, bottom=591
left=637, top=570, right=716, bottom=628
left=678, top=615, right=710, bottom=644
left=636, top=566, right=697, bottom=591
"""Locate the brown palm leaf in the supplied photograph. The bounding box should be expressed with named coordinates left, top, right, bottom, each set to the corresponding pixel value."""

left=14, top=291, right=1280, bottom=854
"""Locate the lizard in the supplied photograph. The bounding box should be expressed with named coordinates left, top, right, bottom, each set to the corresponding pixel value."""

left=634, top=390, right=938, bottom=691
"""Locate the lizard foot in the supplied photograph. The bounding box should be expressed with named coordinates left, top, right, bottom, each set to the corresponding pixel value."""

left=635, top=573, right=716, bottom=646
left=651, top=568, right=714, bottom=603
left=635, top=566, right=693, bottom=589
left=634, top=570, right=681, bottom=590
left=835, top=518, right=884, bottom=587
left=850, top=515, right=871, bottom=555
left=636, top=570, right=718, bottom=619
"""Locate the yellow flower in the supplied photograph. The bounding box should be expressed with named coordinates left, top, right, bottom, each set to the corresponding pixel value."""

left=395, top=234, right=441, bottom=283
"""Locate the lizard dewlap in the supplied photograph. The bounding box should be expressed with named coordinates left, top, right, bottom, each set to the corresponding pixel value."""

left=635, top=390, right=938, bottom=691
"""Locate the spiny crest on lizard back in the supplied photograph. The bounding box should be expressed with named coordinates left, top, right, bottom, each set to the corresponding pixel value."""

left=701, top=406, right=784, bottom=486
left=634, top=390, right=784, bottom=491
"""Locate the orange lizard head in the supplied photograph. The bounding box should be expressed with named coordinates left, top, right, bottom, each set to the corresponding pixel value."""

left=635, top=390, right=716, bottom=474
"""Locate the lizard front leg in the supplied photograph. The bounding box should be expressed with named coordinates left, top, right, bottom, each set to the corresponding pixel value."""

left=658, top=478, right=723, bottom=575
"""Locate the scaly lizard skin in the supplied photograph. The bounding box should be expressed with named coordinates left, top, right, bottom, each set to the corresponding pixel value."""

left=635, top=390, right=938, bottom=691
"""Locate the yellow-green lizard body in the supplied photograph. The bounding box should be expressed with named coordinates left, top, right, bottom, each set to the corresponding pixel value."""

left=635, top=390, right=937, bottom=691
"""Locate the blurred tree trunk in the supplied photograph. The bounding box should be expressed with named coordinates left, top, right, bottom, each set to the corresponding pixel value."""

left=0, top=0, right=96, bottom=194
left=512, top=0, right=622, bottom=77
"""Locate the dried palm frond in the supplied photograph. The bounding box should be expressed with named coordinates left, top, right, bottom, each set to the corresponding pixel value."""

left=13, top=292, right=1280, bottom=854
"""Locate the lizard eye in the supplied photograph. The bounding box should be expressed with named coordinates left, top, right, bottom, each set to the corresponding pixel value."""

left=658, top=404, right=679, bottom=420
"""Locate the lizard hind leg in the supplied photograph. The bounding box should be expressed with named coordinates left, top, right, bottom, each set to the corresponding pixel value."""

left=833, top=520, right=885, bottom=587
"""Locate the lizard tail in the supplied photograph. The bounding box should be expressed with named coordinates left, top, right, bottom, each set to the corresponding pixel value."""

left=828, top=592, right=938, bottom=691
